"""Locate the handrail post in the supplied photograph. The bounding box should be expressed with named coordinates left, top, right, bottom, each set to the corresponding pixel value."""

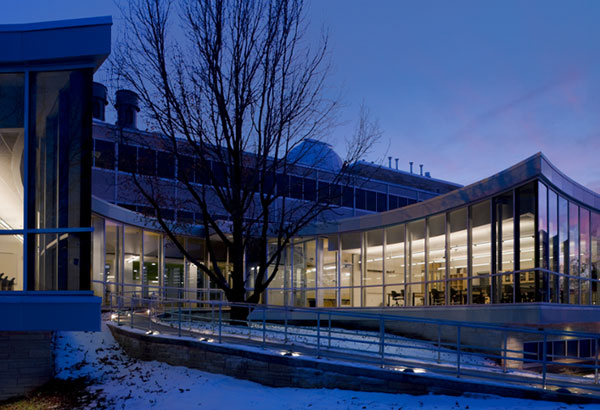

left=456, top=326, right=461, bottom=378
left=218, top=303, right=223, bottom=343
left=284, top=306, right=288, bottom=343
left=328, top=312, right=332, bottom=349
left=595, top=338, right=599, bottom=384
left=262, top=305, right=266, bottom=349
left=502, top=332, right=507, bottom=373
left=437, top=324, right=441, bottom=364
left=130, top=296, right=134, bottom=328
left=379, top=318, right=385, bottom=368
left=542, top=333, right=547, bottom=389
left=317, top=312, right=321, bottom=359
left=178, top=302, right=182, bottom=337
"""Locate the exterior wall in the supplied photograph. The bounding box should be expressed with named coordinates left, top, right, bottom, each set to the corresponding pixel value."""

left=0, top=331, right=53, bottom=401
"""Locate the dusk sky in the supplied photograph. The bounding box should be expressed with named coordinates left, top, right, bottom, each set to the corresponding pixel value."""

left=2, top=0, right=599, bottom=191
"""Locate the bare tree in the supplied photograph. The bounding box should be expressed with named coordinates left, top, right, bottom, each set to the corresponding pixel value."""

left=111, top=0, right=380, bottom=319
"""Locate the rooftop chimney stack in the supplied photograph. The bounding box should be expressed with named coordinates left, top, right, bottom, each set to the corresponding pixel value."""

left=395, top=158, right=399, bottom=170
left=409, top=161, right=413, bottom=174
left=388, top=156, right=392, bottom=168
left=92, top=82, right=108, bottom=121
left=425, top=171, right=431, bottom=178
left=115, top=89, right=140, bottom=129
left=419, top=164, right=423, bottom=176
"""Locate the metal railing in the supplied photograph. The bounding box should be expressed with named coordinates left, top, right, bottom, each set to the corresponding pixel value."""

left=97, top=280, right=600, bottom=398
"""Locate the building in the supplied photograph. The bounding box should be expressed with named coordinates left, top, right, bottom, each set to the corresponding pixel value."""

left=0, top=17, right=111, bottom=399
left=2, top=14, right=599, bottom=400
left=88, top=87, right=600, bottom=331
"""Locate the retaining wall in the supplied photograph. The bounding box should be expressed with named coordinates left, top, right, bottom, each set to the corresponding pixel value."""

left=108, top=323, right=595, bottom=404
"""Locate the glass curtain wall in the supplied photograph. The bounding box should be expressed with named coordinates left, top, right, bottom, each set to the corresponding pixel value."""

left=471, top=201, right=491, bottom=304
left=448, top=208, right=467, bottom=305
left=267, top=240, right=286, bottom=306
left=320, top=236, right=338, bottom=307
left=31, top=70, right=91, bottom=291
left=569, top=202, right=580, bottom=304
left=164, top=237, right=184, bottom=300
left=407, top=220, right=425, bottom=306
left=427, top=215, right=446, bottom=305
left=0, top=73, right=24, bottom=291
left=591, top=212, right=600, bottom=304
left=341, top=232, right=361, bottom=306
left=580, top=209, right=590, bottom=304
left=385, top=225, right=405, bottom=306
left=364, top=229, right=383, bottom=307
left=494, top=192, right=514, bottom=303
left=558, top=196, right=569, bottom=303
left=548, top=190, right=558, bottom=302
left=538, top=182, right=549, bottom=302
left=517, top=183, right=536, bottom=302
left=123, top=226, right=142, bottom=301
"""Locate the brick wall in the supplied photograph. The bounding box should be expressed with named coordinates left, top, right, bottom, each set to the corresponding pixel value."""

left=0, top=332, right=53, bottom=401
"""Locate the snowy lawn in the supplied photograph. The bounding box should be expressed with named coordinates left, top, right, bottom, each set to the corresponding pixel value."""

left=53, top=316, right=600, bottom=410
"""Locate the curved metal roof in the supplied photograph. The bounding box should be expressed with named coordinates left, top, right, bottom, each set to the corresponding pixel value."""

left=303, top=152, right=600, bottom=235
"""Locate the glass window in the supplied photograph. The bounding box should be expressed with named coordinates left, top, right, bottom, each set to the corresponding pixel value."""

left=91, top=216, right=105, bottom=299
left=118, top=143, right=137, bottom=173
left=427, top=214, right=446, bottom=282
left=342, top=185, right=354, bottom=208
left=0, top=73, right=25, bottom=290
left=366, top=190, right=376, bottom=212
left=494, top=191, right=514, bottom=303
left=355, top=189, right=366, bottom=210
left=377, top=192, right=387, bottom=212
left=143, top=230, right=160, bottom=297
left=591, top=212, right=600, bottom=305
left=538, top=182, right=548, bottom=301
left=164, top=236, right=184, bottom=300
left=137, top=147, right=156, bottom=176
left=385, top=224, right=405, bottom=306
left=177, top=155, right=194, bottom=183
left=558, top=196, right=568, bottom=303
left=268, top=240, right=286, bottom=306
left=449, top=208, right=467, bottom=305
left=407, top=219, right=425, bottom=306
left=317, top=181, right=329, bottom=204
left=517, top=183, right=536, bottom=302
left=105, top=221, right=122, bottom=300
left=185, top=237, right=207, bottom=301
left=157, top=151, right=175, bottom=179
left=364, top=229, right=383, bottom=307
left=123, top=226, right=142, bottom=299
left=548, top=189, right=558, bottom=302
left=569, top=202, right=579, bottom=304
left=580, top=208, right=590, bottom=304
left=292, top=239, right=316, bottom=307
left=276, top=173, right=288, bottom=197
left=471, top=201, right=491, bottom=304
left=303, top=178, right=316, bottom=202
left=319, top=236, right=338, bottom=307
left=341, top=232, right=361, bottom=306
left=290, top=176, right=303, bottom=200
left=94, top=139, right=115, bottom=170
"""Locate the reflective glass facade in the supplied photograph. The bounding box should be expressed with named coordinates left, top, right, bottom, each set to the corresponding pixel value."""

left=0, top=70, right=92, bottom=291
left=94, top=177, right=600, bottom=309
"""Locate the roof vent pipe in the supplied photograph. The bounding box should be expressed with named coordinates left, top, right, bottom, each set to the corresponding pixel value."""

left=115, top=89, right=140, bottom=129
left=425, top=171, right=431, bottom=178
left=388, top=156, right=392, bottom=168
left=395, top=158, right=399, bottom=170
left=409, top=161, right=413, bottom=174
left=92, top=82, right=108, bottom=121
left=419, top=164, right=423, bottom=176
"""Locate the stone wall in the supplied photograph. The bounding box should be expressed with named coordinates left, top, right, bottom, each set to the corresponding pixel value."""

left=0, top=331, right=53, bottom=401
left=108, top=323, right=592, bottom=404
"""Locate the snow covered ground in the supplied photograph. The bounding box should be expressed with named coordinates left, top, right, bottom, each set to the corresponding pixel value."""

left=53, top=316, right=600, bottom=410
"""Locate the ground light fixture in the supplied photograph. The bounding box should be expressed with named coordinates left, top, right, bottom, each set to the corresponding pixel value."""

left=280, top=351, right=300, bottom=357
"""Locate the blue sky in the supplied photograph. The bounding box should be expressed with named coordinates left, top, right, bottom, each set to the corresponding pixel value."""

left=2, top=0, right=599, bottom=191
